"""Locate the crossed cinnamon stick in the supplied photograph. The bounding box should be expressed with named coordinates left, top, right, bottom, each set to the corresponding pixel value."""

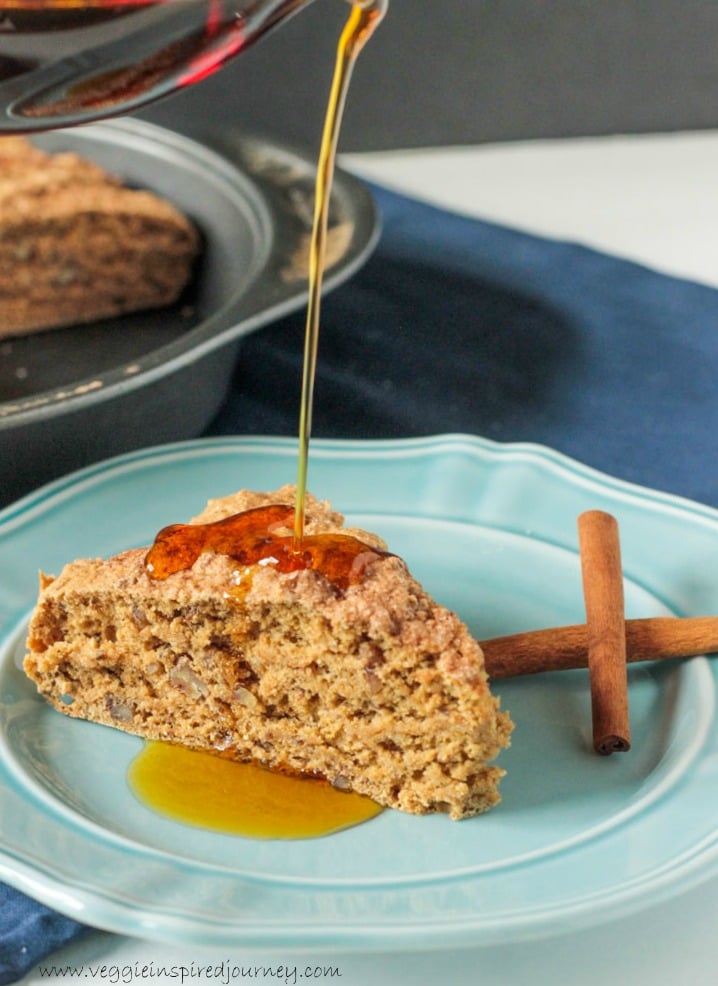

left=481, top=616, right=718, bottom=680
left=479, top=509, right=718, bottom=756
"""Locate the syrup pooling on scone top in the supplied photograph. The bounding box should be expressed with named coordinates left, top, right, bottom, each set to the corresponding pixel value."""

left=144, top=503, right=393, bottom=593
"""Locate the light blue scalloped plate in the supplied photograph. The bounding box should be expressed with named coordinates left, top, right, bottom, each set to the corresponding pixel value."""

left=1, top=434, right=717, bottom=949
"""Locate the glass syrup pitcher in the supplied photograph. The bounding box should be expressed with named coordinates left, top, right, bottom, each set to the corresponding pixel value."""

left=0, top=0, right=328, bottom=131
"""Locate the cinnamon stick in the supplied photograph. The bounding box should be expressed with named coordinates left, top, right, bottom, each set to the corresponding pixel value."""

left=480, top=616, right=718, bottom=678
left=577, top=510, right=630, bottom=755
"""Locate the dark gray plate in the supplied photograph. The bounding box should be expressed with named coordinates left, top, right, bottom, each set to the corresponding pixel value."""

left=0, top=118, right=379, bottom=505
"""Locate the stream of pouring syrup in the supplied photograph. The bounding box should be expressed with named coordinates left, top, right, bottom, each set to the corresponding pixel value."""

left=293, top=0, right=387, bottom=548
left=132, top=0, right=389, bottom=840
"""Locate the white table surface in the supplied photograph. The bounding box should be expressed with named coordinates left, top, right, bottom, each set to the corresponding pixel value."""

left=17, top=130, right=718, bottom=986
left=344, top=129, right=718, bottom=291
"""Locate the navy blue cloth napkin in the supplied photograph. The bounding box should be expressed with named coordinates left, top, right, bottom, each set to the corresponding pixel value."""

left=3, top=181, right=718, bottom=983
left=0, top=885, right=88, bottom=985
left=212, top=182, right=718, bottom=509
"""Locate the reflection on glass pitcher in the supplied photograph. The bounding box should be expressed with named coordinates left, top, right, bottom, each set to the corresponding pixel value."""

left=0, top=0, right=350, bottom=131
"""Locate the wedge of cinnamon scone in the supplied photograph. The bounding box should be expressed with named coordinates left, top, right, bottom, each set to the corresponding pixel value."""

left=24, top=485, right=512, bottom=819
left=0, top=136, right=199, bottom=337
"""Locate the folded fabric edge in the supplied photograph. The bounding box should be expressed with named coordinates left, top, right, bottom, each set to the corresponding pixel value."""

left=0, top=884, right=90, bottom=986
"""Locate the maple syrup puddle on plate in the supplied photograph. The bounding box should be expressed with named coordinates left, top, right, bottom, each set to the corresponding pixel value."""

left=128, top=743, right=383, bottom=840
